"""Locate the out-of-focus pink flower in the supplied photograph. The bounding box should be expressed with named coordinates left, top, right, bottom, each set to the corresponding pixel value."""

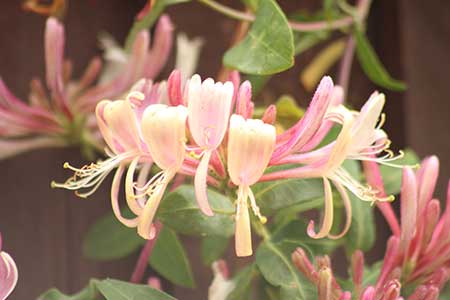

left=187, top=75, right=234, bottom=216
left=227, top=115, right=276, bottom=257
left=0, top=15, right=173, bottom=159
left=0, top=234, right=18, bottom=300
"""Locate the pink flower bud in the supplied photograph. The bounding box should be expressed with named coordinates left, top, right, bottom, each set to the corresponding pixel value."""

left=292, top=248, right=318, bottom=283
left=167, top=70, right=183, bottom=106
left=400, top=168, right=418, bottom=251
left=0, top=234, right=18, bottom=300
left=261, top=105, right=276, bottom=125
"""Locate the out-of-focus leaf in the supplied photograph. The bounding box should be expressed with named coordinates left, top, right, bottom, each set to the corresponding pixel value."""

left=300, top=38, right=346, bottom=91
left=253, top=173, right=325, bottom=216
left=380, top=149, right=419, bottom=195
left=224, top=0, right=294, bottom=75
left=256, top=241, right=317, bottom=300
left=272, top=219, right=340, bottom=255
left=83, top=210, right=144, bottom=261
left=97, top=279, right=176, bottom=300
left=38, top=280, right=100, bottom=300
left=149, top=227, right=195, bottom=288
left=227, top=265, right=258, bottom=300
left=275, top=95, right=305, bottom=129
left=124, top=0, right=190, bottom=51
left=201, top=236, right=230, bottom=265
left=158, top=185, right=235, bottom=237
left=345, top=193, right=375, bottom=253
left=354, top=29, right=406, bottom=91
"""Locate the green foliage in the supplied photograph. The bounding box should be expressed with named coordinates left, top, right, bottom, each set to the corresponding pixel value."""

left=201, top=236, right=230, bottom=265
left=256, top=240, right=317, bottom=300
left=158, top=185, right=235, bottom=237
left=227, top=265, right=258, bottom=300
left=83, top=210, right=144, bottom=261
left=252, top=175, right=325, bottom=216
left=38, top=280, right=101, bottom=300
left=224, top=0, right=294, bottom=75
left=274, top=95, right=305, bottom=129
left=124, top=0, right=190, bottom=51
left=380, top=149, right=420, bottom=195
left=39, top=279, right=176, bottom=300
left=354, top=29, right=406, bottom=91
left=272, top=219, right=340, bottom=255
left=96, top=279, right=176, bottom=300
left=149, top=227, right=195, bottom=288
left=241, top=0, right=260, bottom=11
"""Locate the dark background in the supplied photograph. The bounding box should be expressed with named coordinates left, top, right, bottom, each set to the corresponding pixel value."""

left=0, top=0, right=449, bottom=299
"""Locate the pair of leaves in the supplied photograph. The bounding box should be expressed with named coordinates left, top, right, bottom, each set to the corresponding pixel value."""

left=39, top=279, right=175, bottom=300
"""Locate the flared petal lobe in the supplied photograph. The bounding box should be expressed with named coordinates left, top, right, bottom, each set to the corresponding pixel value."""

left=187, top=74, right=234, bottom=149
left=228, top=115, right=276, bottom=186
left=0, top=235, right=18, bottom=300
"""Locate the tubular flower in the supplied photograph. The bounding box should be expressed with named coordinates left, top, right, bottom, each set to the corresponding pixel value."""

left=187, top=75, right=234, bottom=216
left=228, top=115, right=276, bottom=257
left=0, top=234, right=18, bottom=300
left=136, top=104, right=188, bottom=239
left=375, top=156, right=450, bottom=294
left=262, top=89, right=401, bottom=239
left=0, top=15, right=173, bottom=159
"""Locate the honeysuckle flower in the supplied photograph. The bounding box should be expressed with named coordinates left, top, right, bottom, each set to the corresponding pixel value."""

left=374, top=156, right=450, bottom=294
left=175, top=34, right=204, bottom=82
left=228, top=115, right=276, bottom=257
left=0, top=15, right=173, bottom=160
left=187, top=75, right=234, bottom=216
left=208, top=260, right=235, bottom=300
left=0, top=233, right=18, bottom=300
left=135, top=104, right=188, bottom=238
left=262, top=89, right=400, bottom=239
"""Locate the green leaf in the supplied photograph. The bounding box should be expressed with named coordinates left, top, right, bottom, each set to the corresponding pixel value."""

left=223, top=0, right=294, bottom=75
left=124, top=0, right=190, bottom=51
left=38, top=280, right=100, bottom=300
left=83, top=210, right=144, bottom=261
left=227, top=265, right=258, bottom=300
left=345, top=193, right=375, bottom=253
left=149, top=227, right=195, bottom=288
left=275, top=95, right=305, bottom=129
left=158, top=185, right=235, bottom=237
left=354, top=29, right=406, bottom=91
left=272, top=219, right=340, bottom=255
left=252, top=175, right=325, bottom=216
left=380, top=149, right=419, bottom=195
left=256, top=241, right=316, bottom=300
left=201, top=236, right=230, bottom=265
left=97, top=279, right=176, bottom=300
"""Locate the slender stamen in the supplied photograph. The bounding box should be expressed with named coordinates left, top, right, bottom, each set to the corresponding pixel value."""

left=247, top=187, right=267, bottom=224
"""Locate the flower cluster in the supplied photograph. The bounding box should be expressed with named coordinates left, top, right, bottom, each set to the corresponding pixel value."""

left=0, top=16, right=173, bottom=159
left=292, top=155, right=450, bottom=300
left=54, top=71, right=401, bottom=257
left=0, top=233, right=18, bottom=300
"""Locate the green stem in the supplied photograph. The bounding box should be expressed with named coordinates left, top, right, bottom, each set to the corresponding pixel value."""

left=198, top=0, right=355, bottom=32
left=251, top=218, right=270, bottom=241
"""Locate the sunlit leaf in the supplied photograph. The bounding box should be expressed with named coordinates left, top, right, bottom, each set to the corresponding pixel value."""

left=38, top=280, right=100, bottom=300
left=354, top=29, right=406, bottom=91
left=224, top=0, right=294, bottom=75
left=149, top=227, right=195, bottom=288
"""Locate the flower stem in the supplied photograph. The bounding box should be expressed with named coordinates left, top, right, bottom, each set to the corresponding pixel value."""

left=130, top=222, right=163, bottom=283
left=337, top=35, right=356, bottom=98
left=197, top=0, right=354, bottom=32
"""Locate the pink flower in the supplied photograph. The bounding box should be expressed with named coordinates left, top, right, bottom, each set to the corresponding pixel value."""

left=227, top=115, right=276, bottom=257
left=0, top=16, right=173, bottom=159
left=0, top=234, right=18, bottom=300
left=187, top=75, right=234, bottom=216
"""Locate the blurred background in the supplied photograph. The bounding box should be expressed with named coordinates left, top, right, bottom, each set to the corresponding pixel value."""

left=0, top=0, right=449, bottom=299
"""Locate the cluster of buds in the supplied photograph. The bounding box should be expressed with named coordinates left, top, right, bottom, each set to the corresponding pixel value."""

left=0, top=233, right=18, bottom=300
left=373, top=156, right=449, bottom=298
left=292, top=155, right=450, bottom=300
left=292, top=248, right=406, bottom=300
left=0, top=15, right=173, bottom=159
left=54, top=70, right=402, bottom=257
